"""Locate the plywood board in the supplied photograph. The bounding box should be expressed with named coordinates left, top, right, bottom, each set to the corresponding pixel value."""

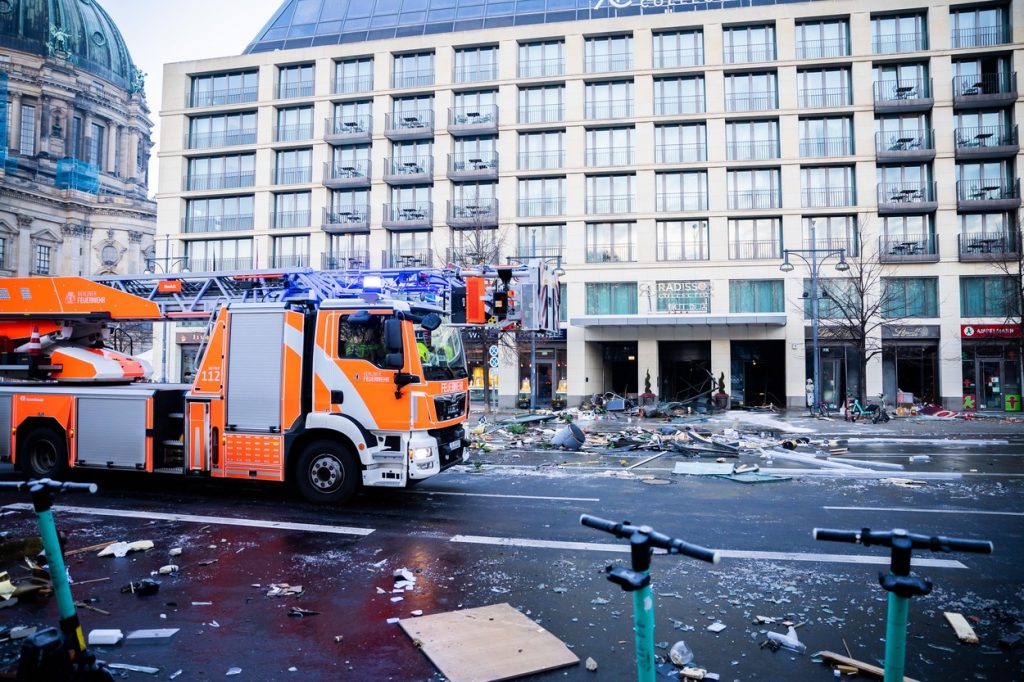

left=944, top=612, right=980, bottom=644
left=399, top=603, right=579, bottom=682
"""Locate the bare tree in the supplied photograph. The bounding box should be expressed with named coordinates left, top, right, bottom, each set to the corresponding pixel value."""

left=989, top=217, right=1024, bottom=362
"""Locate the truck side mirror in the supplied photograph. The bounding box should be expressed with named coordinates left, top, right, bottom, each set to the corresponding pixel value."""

left=420, top=312, right=441, bottom=331
left=384, top=353, right=404, bottom=370
left=383, top=319, right=404, bottom=352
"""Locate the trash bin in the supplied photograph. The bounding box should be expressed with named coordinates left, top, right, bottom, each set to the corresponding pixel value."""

left=551, top=423, right=586, bottom=451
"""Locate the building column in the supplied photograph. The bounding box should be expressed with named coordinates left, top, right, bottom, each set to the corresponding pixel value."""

left=81, top=112, right=93, bottom=164
left=31, top=97, right=42, bottom=155
left=637, top=337, right=658, bottom=398
left=38, top=95, right=50, bottom=156
left=105, top=121, right=117, bottom=173
left=16, top=214, right=32, bottom=277
left=496, top=332, right=519, bottom=410
left=710, top=337, right=731, bottom=400
left=8, top=93, right=21, bottom=151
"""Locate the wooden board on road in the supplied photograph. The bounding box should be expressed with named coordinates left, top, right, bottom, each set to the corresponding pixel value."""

left=399, top=602, right=578, bottom=682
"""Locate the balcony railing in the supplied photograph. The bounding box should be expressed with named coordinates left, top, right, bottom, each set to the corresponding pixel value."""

left=874, top=130, right=933, bottom=158
left=182, top=214, right=254, bottom=233
left=322, top=251, right=370, bottom=270
left=951, top=24, right=1010, bottom=49
left=448, top=246, right=500, bottom=266
left=727, top=139, right=779, bottom=161
left=384, top=111, right=434, bottom=139
left=325, top=115, right=372, bottom=144
left=271, top=254, right=310, bottom=268
left=586, top=243, right=634, bottom=262
left=587, top=195, right=634, bottom=214
left=730, top=240, right=781, bottom=260
left=957, top=179, right=1021, bottom=206
left=518, top=198, right=565, bottom=217
left=728, top=190, right=780, bottom=210
left=725, top=92, right=777, bottom=112
left=873, top=78, right=932, bottom=104
left=879, top=234, right=938, bottom=262
left=954, top=125, right=1019, bottom=157
left=795, top=37, right=850, bottom=59
left=656, top=192, right=707, bottom=212
left=724, top=42, right=775, bottom=64
left=654, top=94, right=705, bottom=115
left=383, top=202, right=432, bottom=228
left=392, top=69, right=434, bottom=89
left=273, top=166, right=312, bottom=185
left=449, top=152, right=499, bottom=179
left=386, top=250, right=433, bottom=268
left=804, top=238, right=858, bottom=257
left=184, top=171, right=255, bottom=192
left=188, top=86, right=258, bottom=108
left=514, top=245, right=564, bottom=260
left=518, top=59, right=564, bottom=78
left=876, top=181, right=937, bottom=211
left=186, top=128, right=256, bottom=149
left=958, top=233, right=1019, bottom=261
left=453, top=64, right=498, bottom=83
left=518, top=150, right=563, bottom=170
left=447, top=199, right=499, bottom=228
left=184, top=257, right=253, bottom=272
left=585, top=54, right=633, bottom=73
left=448, top=104, right=498, bottom=135
left=333, top=75, right=373, bottom=94
left=518, top=104, right=563, bottom=124
left=656, top=143, right=706, bottom=164
left=271, top=210, right=311, bottom=229
left=657, top=241, right=709, bottom=261
left=323, top=206, right=371, bottom=231
left=384, top=156, right=433, bottom=183
left=324, top=159, right=370, bottom=180
left=952, top=72, right=1017, bottom=101
left=801, top=187, right=856, bottom=208
left=585, top=100, right=634, bottom=119
left=277, top=80, right=314, bottom=99
left=586, top=147, right=634, bottom=167
left=274, top=122, right=314, bottom=142
left=871, top=32, right=927, bottom=54
left=801, top=137, right=854, bottom=158
left=653, top=47, right=704, bottom=69
left=798, top=87, right=851, bottom=108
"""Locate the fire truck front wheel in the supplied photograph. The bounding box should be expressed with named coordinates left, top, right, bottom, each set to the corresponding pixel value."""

left=20, top=428, right=69, bottom=479
left=294, top=440, right=359, bottom=504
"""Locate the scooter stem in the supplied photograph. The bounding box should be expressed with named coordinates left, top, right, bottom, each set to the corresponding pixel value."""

left=31, top=489, right=87, bottom=655
left=632, top=579, right=656, bottom=682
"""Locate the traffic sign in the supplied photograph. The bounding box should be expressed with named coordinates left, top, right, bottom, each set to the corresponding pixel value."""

left=488, top=345, right=499, bottom=357
left=488, top=357, right=499, bottom=369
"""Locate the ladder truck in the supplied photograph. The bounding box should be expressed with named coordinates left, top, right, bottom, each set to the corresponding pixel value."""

left=0, top=263, right=560, bottom=504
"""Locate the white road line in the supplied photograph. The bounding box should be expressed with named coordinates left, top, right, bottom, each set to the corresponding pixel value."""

left=406, top=490, right=600, bottom=502
left=825, top=505, right=1024, bottom=517
left=3, top=503, right=375, bottom=537
left=450, top=534, right=966, bottom=569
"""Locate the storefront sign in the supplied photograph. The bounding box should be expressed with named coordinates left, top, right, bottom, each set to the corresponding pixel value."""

left=656, top=281, right=711, bottom=314
left=882, top=325, right=940, bottom=340
left=1005, top=394, right=1022, bottom=412
left=175, top=331, right=204, bottom=345
left=594, top=0, right=703, bottom=8
left=961, top=324, right=1021, bottom=339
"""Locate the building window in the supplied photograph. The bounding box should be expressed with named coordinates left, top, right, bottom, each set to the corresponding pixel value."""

left=951, top=6, right=1009, bottom=48
left=727, top=168, right=781, bottom=210
left=872, top=13, right=928, bottom=54
left=803, top=278, right=855, bottom=319
left=653, top=29, right=703, bottom=68
left=798, top=67, right=852, bottom=108
left=655, top=124, right=706, bottom=163
left=800, top=116, right=853, bottom=157
left=18, top=103, right=35, bottom=155
left=586, top=175, right=634, bottom=214
left=185, top=195, right=255, bottom=233
left=278, top=64, right=314, bottom=99
left=326, top=234, right=370, bottom=269
left=518, top=131, right=565, bottom=170
left=33, top=244, right=51, bottom=275
left=960, top=277, right=1018, bottom=317
left=952, top=55, right=1013, bottom=97
left=653, top=76, right=705, bottom=115
left=274, top=148, right=312, bottom=185
left=101, top=245, right=118, bottom=267
left=517, top=224, right=564, bottom=259
left=187, top=154, right=256, bottom=191
left=658, top=220, right=709, bottom=261
left=189, top=111, right=258, bottom=149
left=518, top=177, right=565, bottom=217
left=586, top=283, right=637, bottom=315
left=882, top=277, right=938, bottom=318
left=730, top=280, right=784, bottom=313
left=273, top=192, right=311, bottom=229
left=796, top=18, right=849, bottom=59
left=873, top=62, right=930, bottom=101
left=875, top=113, right=931, bottom=154
left=518, top=85, right=564, bottom=124
left=454, top=45, right=498, bottom=83
left=805, top=215, right=858, bottom=254
left=801, top=166, right=856, bottom=208
left=329, top=189, right=371, bottom=223
left=184, top=238, right=253, bottom=271
left=519, top=40, right=564, bottom=78
left=275, top=106, right=314, bottom=142
left=723, top=24, right=776, bottom=64
left=334, top=57, right=373, bottom=94
left=729, top=218, right=782, bottom=260
left=392, top=52, right=434, bottom=89
left=452, top=89, right=497, bottom=125
left=725, top=72, right=777, bottom=112
left=726, top=120, right=779, bottom=161
left=86, top=122, right=104, bottom=168
left=586, top=127, right=634, bottom=167
left=559, top=283, right=567, bottom=323
left=959, top=212, right=1016, bottom=255
left=883, top=215, right=933, bottom=243
left=656, top=171, right=707, bottom=212
left=584, top=34, right=633, bottom=73
left=389, top=231, right=431, bottom=267
left=272, top=235, right=309, bottom=268
left=585, top=81, right=634, bottom=119
left=189, top=70, right=258, bottom=107
left=957, top=160, right=1012, bottom=200
left=0, top=237, right=6, bottom=269
left=71, top=115, right=83, bottom=160
left=877, top=163, right=931, bottom=203
left=586, top=222, right=634, bottom=262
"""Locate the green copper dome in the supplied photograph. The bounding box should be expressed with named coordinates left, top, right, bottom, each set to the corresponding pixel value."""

left=0, top=0, right=143, bottom=93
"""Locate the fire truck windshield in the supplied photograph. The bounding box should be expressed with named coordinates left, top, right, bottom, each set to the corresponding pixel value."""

left=416, top=320, right=468, bottom=381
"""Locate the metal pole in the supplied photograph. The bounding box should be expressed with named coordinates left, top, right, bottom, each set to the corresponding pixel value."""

left=161, top=234, right=169, bottom=383
left=530, top=228, right=537, bottom=413
left=810, top=220, right=821, bottom=412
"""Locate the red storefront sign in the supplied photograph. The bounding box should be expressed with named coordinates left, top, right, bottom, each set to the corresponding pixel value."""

left=961, top=324, right=1022, bottom=339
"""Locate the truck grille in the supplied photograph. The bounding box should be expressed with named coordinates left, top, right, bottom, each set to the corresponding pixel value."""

left=429, top=425, right=466, bottom=469
left=434, top=392, right=466, bottom=421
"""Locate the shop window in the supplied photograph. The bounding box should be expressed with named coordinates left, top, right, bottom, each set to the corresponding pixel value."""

left=960, top=276, right=1019, bottom=317
left=882, top=277, right=938, bottom=318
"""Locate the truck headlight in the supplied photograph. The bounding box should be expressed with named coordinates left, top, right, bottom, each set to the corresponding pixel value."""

left=409, top=447, right=432, bottom=461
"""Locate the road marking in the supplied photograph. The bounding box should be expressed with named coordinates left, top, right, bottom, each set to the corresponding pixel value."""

left=450, top=534, right=966, bottom=568
left=825, top=505, right=1024, bottom=517
left=3, top=504, right=375, bottom=537
left=407, top=490, right=600, bottom=502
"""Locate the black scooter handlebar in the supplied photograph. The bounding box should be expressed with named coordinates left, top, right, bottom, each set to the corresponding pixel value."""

left=0, top=478, right=98, bottom=494
left=580, top=514, right=720, bottom=564
left=814, top=527, right=993, bottom=554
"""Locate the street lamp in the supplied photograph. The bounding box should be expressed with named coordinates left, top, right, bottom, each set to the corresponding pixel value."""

left=779, top=220, right=850, bottom=415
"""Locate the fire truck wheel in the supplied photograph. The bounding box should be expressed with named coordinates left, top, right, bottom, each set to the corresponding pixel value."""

left=20, top=428, right=68, bottom=479
left=295, top=440, right=358, bottom=504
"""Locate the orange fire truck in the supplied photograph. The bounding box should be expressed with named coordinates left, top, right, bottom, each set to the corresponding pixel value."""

left=0, top=264, right=559, bottom=503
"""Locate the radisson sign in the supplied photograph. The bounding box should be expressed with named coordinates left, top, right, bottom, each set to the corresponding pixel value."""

left=594, top=0, right=704, bottom=8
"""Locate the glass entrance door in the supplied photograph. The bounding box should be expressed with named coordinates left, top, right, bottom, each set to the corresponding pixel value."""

left=977, top=359, right=1002, bottom=410
left=820, top=357, right=842, bottom=409
left=536, top=361, right=555, bottom=404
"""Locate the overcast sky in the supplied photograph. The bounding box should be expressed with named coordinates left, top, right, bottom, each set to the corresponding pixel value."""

left=103, top=0, right=284, bottom=194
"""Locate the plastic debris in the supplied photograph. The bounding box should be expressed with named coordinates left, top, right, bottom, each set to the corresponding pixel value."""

left=121, top=579, right=161, bottom=596
left=766, top=626, right=806, bottom=654
left=669, top=640, right=694, bottom=667
left=108, top=663, right=160, bottom=674
left=585, top=657, right=598, bottom=672
left=226, top=667, right=242, bottom=676
left=170, top=671, right=183, bottom=679
left=266, top=583, right=304, bottom=597
left=98, top=540, right=154, bottom=558
left=169, top=547, right=183, bottom=557
left=126, top=628, right=179, bottom=642
left=0, top=572, right=15, bottom=600
left=706, top=622, right=726, bottom=633
left=288, top=607, right=320, bottom=618
left=87, top=629, right=124, bottom=646
left=158, top=565, right=179, bottom=575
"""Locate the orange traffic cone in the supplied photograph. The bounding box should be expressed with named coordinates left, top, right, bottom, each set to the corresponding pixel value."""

left=26, top=326, right=41, bottom=356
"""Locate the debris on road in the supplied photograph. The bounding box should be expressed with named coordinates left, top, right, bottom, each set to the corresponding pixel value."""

left=226, top=667, right=242, bottom=676
left=288, top=607, right=320, bottom=618
left=98, top=540, right=154, bottom=558
left=87, top=629, right=123, bottom=646
left=765, top=626, right=806, bottom=653
left=815, top=650, right=922, bottom=681
left=125, top=628, right=179, bottom=642
left=266, top=583, right=304, bottom=597
left=169, top=547, right=183, bottom=557
left=157, top=564, right=179, bottom=575
left=669, top=640, right=694, bottom=666
left=108, top=663, right=160, bottom=674
left=706, top=622, right=726, bottom=633
left=944, top=612, right=980, bottom=644
left=121, top=579, right=160, bottom=596
left=585, top=656, right=598, bottom=671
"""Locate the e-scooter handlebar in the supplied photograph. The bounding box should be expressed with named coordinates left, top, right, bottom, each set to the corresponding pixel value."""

left=813, top=527, right=993, bottom=554
left=580, top=514, right=720, bottom=564
left=0, top=478, right=98, bottom=494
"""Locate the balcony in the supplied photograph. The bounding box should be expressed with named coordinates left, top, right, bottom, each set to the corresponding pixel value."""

left=333, top=75, right=373, bottom=94
left=730, top=240, right=781, bottom=260
left=873, top=79, right=933, bottom=113
left=724, top=43, right=775, bottom=64
left=448, top=105, right=498, bottom=136
left=271, top=254, right=310, bottom=268
left=517, top=150, right=563, bottom=171
left=273, top=166, right=312, bottom=185
left=952, top=73, right=1017, bottom=109
left=323, top=160, right=371, bottom=189
left=800, top=137, right=854, bottom=158
left=383, top=202, right=432, bottom=231
left=453, top=64, right=498, bottom=83
left=586, top=243, right=634, bottom=263
left=874, top=130, right=935, bottom=163
left=274, top=122, right=314, bottom=143
left=585, top=54, right=633, bottom=73
left=383, top=157, right=432, bottom=185
left=958, top=233, right=1020, bottom=262
left=727, top=140, right=779, bottom=161
left=654, top=94, right=705, bottom=115
left=656, top=192, right=707, bottom=212
left=271, top=210, right=311, bottom=229
left=518, top=59, right=564, bottom=78
left=801, top=187, right=856, bottom=208
left=586, top=147, right=634, bottom=167
left=586, top=195, right=634, bottom=214
left=386, top=250, right=433, bottom=268
left=384, top=111, right=434, bottom=141
left=391, top=69, right=434, bottom=89
left=186, top=128, right=257, bottom=150
left=654, top=47, right=704, bottom=69
left=657, top=241, right=709, bottom=261
left=322, top=206, right=370, bottom=234
left=585, top=100, right=634, bottom=120
left=518, top=104, right=563, bottom=124
left=951, top=24, right=1010, bottom=49
left=277, top=80, right=313, bottom=99
left=728, top=190, right=780, bottom=211
left=183, top=171, right=255, bottom=192
left=322, top=251, right=370, bottom=270
left=518, top=198, right=565, bottom=218
left=449, top=152, right=498, bottom=181
left=188, top=86, right=258, bottom=108
left=447, top=199, right=498, bottom=229
left=514, top=245, right=564, bottom=261
left=657, top=143, right=706, bottom=164
left=954, top=125, right=1019, bottom=160
left=876, top=182, right=937, bottom=214
left=956, top=179, right=1021, bottom=211
left=804, top=238, right=858, bottom=257
left=879, top=235, right=938, bottom=263
left=181, top=214, right=254, bottom=234
left=798, top=87, right=851, bottom=109
left=183, top=257, right=253, bottom=272
left=448, top=246, right=500, bottom=266
left=725, top=92, right=777, bottom=113
left=872, top=32, right=927, bottom=54
left=796, top=37, right=850, bottom=59
left=324, top=116, right=372, bottom=145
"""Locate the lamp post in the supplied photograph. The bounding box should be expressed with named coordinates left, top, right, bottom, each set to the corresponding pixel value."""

left=514, top=227, right=564, bottom=414
left=145, top=235, right=189, bottom=383
left=779, top=220, right=850, bottom=414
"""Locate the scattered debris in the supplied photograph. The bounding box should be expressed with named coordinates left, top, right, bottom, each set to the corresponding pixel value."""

left=410, top=610, right=423, bottom=617
left=158, top=565, right=179, bottom=575
left=944, top=612, right=980, bottom=644
left=706, top=622, right=726, bottom=633
left=816, top=651, right=921, bottom=682
left=266, top=583, right=304, bottom=597
left=288, top=607, right=320, bottom=618
left=9, top=626, right=37, bottom=640
left=98, top=540, right=154, bottom=558
left=76, top=601, right=111, bottom=616
left=334, top=635, right=344, bottom=643
left=87, top=629, right=124, bottom=646
left=125, top=628, right=179, bottom=642
left=121, top=579, right=161, bottom=596
left=585, top=657, right=598, bottom=672
left=169, top=547, right=183, bottom=557
left=226, top=667, right=242, bottom=676
left=766, top=626, right=806, bottom=653
left=0, top=571, right=15, bottom=600
left=669, top=640, right=694, bottom=667
left=108, top=663, right=160, bottom=674
left=170, top=670, right=183, bottom=679
left=0, top=536, right=42, bottom=563
left=191, top=601, right=213, bottom=606
left=880, top=478, right=927, bottom=488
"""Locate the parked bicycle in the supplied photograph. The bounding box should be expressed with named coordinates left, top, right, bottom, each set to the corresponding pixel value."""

left=845, top=393, right=890, bottom=423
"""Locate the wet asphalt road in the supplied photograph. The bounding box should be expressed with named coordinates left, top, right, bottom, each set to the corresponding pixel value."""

left=1, top=434, right=1023, bottom=681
